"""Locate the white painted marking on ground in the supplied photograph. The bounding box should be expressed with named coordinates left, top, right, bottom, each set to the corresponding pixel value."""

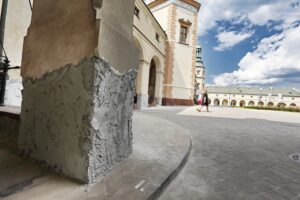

left=140, top=187, right=145, bottom=192
left=134, top=180, right=146, bottom=190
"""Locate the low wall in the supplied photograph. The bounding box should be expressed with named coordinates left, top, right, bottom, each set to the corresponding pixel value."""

left=19, top=57, right=136, bottom=183
left=0, top=111, right=20, bottom=148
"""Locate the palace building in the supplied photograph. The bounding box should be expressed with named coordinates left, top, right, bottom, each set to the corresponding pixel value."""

left=1, top=0, right=201, bottom=108
left=207, top=86, right=300, bottom=108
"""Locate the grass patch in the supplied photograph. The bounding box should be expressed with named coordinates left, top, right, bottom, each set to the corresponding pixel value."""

left=244, top=106, right=300, bottom=113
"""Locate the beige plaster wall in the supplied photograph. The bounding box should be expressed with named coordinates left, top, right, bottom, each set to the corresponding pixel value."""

left=133, top=0, right=166, bottom=101
left=21, top=0, right=138, bottom=79
left=134, top=0, right=166, bottom=60
left=96, top=0, right=138, bottom=73
left=171, top=6, right=197, bottom=100
left=21, top=0, right=99, bottom=79
left=150, top=6, right=169, bottom=32
left=151, top=1, right=199, bottom=101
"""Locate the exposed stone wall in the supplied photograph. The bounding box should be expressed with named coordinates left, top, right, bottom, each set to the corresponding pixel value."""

left=19, top=57, right=136, bottom=183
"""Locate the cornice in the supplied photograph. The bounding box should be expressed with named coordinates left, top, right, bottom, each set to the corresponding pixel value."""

left=179, top=18, right=192, bottom=27
left=148, top=0, right=201, bottom=12
left=148, top=0, right=167, bottom=9
left=180, top=0, right=200, bottom=11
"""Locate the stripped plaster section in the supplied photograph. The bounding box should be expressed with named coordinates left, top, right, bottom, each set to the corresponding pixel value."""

left=19, top=57, right=136, bottom=183
left=163, top=3, right=177, bottom=99
left=190, top=13, right=198, bottom=99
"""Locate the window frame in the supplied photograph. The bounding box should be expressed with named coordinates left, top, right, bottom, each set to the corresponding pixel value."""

left=179, top=25, right=188, bottom=44
left=155, top=33, right=160, bottom=42
left=134, top=7, right=140, bottom=18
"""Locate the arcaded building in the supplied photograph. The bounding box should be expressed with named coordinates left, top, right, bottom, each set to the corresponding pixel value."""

left=208, top=86, right=300, bottom=108
left=1, top=0, right=201, bottom=108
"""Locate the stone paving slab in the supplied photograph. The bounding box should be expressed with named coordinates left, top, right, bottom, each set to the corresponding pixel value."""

left=178, top=106, right=300, bottom=124
left=0, top=111, right=191, bottom=200
left=142, top=108, right=300, bottom=200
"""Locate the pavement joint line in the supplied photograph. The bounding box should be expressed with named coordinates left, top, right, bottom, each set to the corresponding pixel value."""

left=147, top=136, right=192, bottom=200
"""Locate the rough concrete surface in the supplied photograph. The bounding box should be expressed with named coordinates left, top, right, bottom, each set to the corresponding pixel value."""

left=0, top=111, right=20, bottom=148
left=0, top=111, right=191, bottom=200
left=18, top=57, right=136, bottom=183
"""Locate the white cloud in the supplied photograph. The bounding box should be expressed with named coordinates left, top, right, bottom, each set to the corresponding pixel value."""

left=213, top=25, right=300, bottom=86
left=214, top=30, right=254, bottom=51
left=196, top=0, right=300, bottom=86
left=197, top=0, right=300, bottom=35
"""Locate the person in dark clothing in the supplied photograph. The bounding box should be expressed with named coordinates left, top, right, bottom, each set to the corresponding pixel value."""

left=197, top=89, right=209, bottom=112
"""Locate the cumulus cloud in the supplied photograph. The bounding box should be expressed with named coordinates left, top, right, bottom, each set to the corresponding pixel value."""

left=197, top=0, right=300, bottom=35
left=214, top=30, right=254, bottom=51
left=213, top=25, right=300, bottom=86
left=196, top=0, right=300, bottom=86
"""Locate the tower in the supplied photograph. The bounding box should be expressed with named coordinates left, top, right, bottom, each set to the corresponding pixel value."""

left=195, top=45, right=205, bottom=91
left=148, top=0, right=201, bottom=105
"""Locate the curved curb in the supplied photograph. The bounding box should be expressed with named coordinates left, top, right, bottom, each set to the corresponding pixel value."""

left=148, top=136, right=192, bottom=200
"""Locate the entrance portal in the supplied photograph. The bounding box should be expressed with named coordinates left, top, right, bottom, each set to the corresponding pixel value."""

left=148, top=59, right=156, bottom=106
left=239, top=100, right=245, bottom=107
left=214, top=99, right=220, bottom=106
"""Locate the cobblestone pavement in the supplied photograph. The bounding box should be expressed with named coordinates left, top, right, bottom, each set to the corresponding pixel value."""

left=143, top=107, right=300, bottom=200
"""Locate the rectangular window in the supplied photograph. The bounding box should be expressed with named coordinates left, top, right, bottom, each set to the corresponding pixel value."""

left=155, top=33, right=160, bottom=42
left=134, top=7, right=140, bottom=18
left=180, top=26, right=188, bottom=44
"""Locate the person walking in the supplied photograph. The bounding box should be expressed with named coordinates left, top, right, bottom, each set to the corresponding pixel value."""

left=197, top=89, right=209, bottom=112
left=197, top=92, right=202, bottom=106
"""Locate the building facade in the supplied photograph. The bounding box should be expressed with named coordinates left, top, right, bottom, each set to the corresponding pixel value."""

left=207, top=86, right=300, bottom=108
left=1, top=0, right=201, bottom=108
left=135, top=0, right=201, bottom=108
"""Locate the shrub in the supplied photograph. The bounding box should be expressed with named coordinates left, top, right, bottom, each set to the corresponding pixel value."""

left=244, top=106, right=300, bottom=113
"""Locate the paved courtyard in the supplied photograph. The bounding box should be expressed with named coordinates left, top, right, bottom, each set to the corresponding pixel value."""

left=143, top=106, right=300, bottom=200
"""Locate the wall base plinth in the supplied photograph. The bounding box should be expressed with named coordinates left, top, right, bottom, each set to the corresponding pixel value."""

left=136, top=94, right=149, bottom=109
left=162, top=98, right=194, bottom=106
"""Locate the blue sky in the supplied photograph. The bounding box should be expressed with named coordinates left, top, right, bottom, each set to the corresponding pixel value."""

left=197, top=0, right=300, bottom=88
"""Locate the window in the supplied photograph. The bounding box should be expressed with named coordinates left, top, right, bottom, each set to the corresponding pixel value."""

left=134, top=7, right=140, bottom=18
left=180, top=26, right=188, bottom=44
left=155, top=33, right=160, bottom=42
left=196, top=48, right=201, bottom=57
